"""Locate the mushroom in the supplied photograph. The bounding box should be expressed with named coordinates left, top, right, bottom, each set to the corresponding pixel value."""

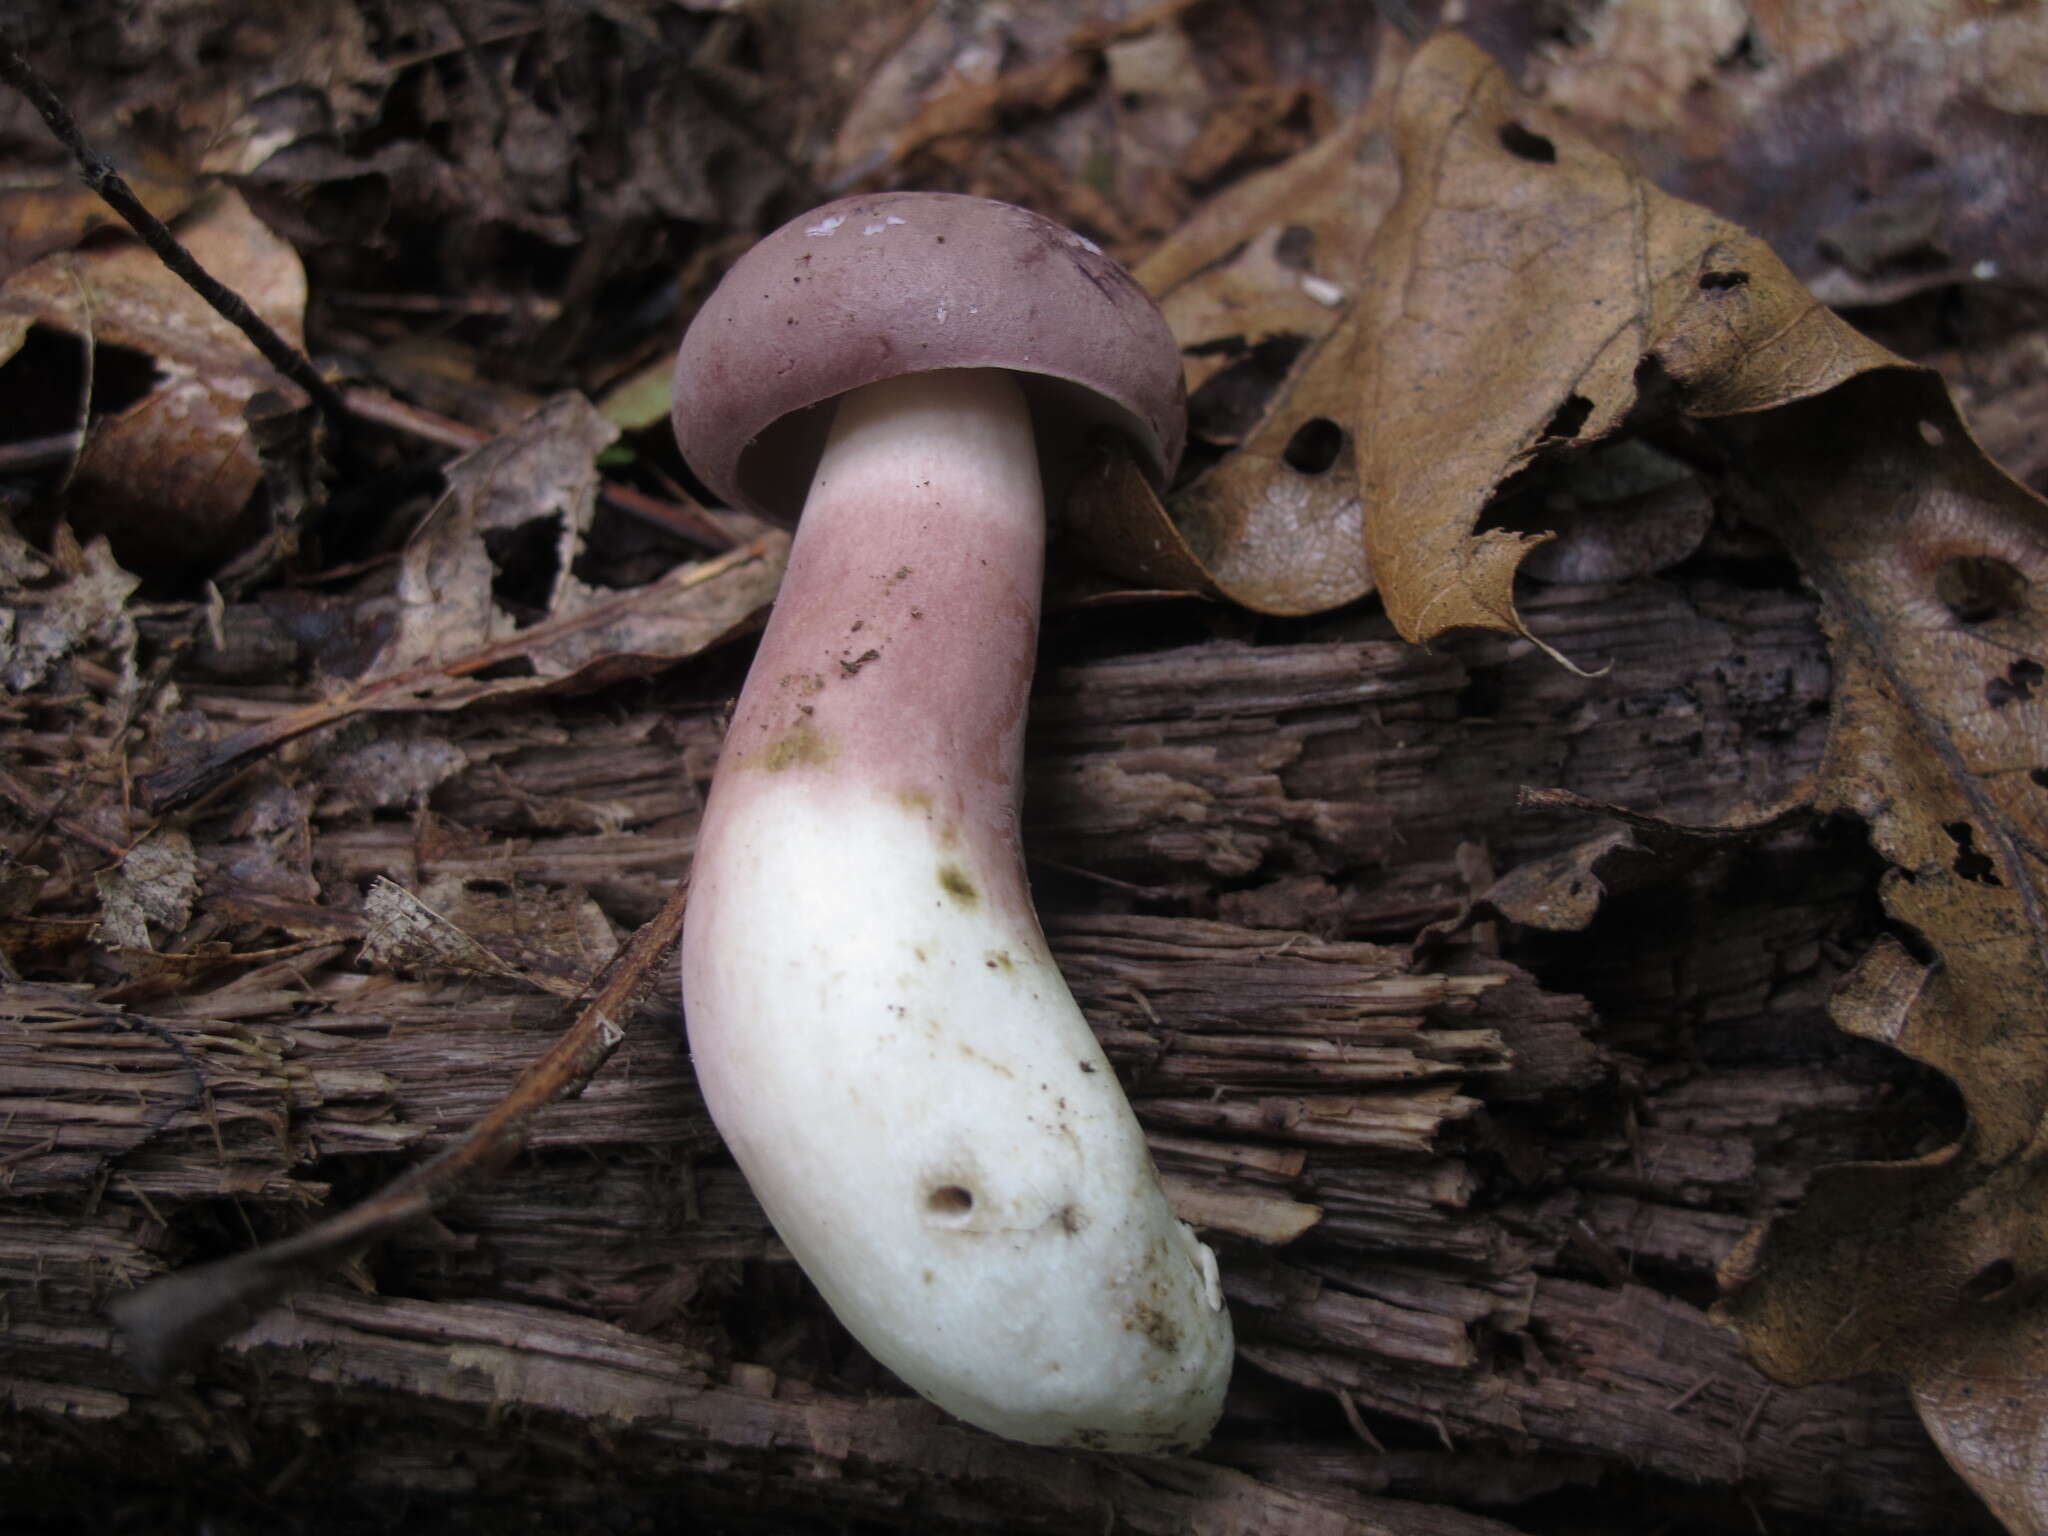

left=672, top=192, right=1232, bottom=1453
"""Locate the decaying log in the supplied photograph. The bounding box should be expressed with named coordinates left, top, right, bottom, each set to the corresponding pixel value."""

left=0, top=577, right=1989, bottom=1531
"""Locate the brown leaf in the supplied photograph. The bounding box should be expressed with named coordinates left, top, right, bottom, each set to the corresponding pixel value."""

left=1168, top=317, right=1372, bottom=614
left=94, top=830, right=198, bottom=952
left=1345, top=36, right=2048, bottom=1528
left=1485, top=790, right=1803, bottom=933
left=1712, top=367, right=2048, bottom=1535
left=1064, top=81, right=1405, bottom=613
left=0, top=523, right=139, bottom=694
left=0, top=190, right=308, bottom=570
left=872, top=0, right=1205, bottom=171
left=1511, top=0, right=2048, bottom=307
left=362, top=393, right=785, bottom=707
left=0, top=145, right=198, bottom=286
left=1355, top=34, right=1891, bottom=656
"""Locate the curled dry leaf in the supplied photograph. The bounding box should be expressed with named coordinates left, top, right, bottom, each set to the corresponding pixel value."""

left=363, top=393, right=785, bottom=703
left=1354, top=33, right=1893, bottom=658
left=0, top=190, right=309, bottom=569
left=1348, top=33, right=2048, bottom=1534
left=1713, top=368, right=2048, bottom=1536
left=0, top=522, right=139, bottom=694
left=1481, top=790, right=1791, bottom=935
left=1063, top=63, right=1405, bottom=613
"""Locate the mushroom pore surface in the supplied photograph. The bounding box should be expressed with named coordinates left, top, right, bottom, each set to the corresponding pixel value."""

left=679, top=367, right=1232, bottom=1451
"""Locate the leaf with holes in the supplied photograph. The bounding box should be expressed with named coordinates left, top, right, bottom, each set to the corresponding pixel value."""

left=1344, top=34, right=2048, bottom=1530
left=1353, top=34, right=1895, bottom=659
left=1059, top=35, right=1408, bottom=614
left=1713, top=365, right=2048, bottom=1536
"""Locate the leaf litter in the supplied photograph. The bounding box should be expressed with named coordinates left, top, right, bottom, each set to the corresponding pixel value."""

left=1341, top=33, right=2048, bottom=1530
left=135, top=395, right=786, bottom=811
left=4, top=4, right=2048, bottom=1529
left=0, top=190, right=310, bottom=568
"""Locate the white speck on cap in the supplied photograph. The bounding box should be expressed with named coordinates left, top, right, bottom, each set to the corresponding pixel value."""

left=806, top=215, right=846, bottom=237
left=1301, top=274, right=1346, bottom=306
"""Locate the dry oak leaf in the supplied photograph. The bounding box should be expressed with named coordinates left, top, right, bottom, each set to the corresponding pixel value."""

left=1062, top=41, right=1408, bottom=615
left=1518, top=0, right=2048, bottom=307
left=1352, top=35, right=2048, bottom=1531
left=1354, top=32, right=1894, bottom=657
left=1713, top=367, right=2048, bottom=1536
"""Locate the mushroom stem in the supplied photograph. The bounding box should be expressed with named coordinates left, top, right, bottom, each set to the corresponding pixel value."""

left=682, top=368, right=1232, bottom=1452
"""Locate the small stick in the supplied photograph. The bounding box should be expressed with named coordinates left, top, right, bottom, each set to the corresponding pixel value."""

left=0, top=432, right=83, bottom=473
left=135, top=534, right=775, bottom=812
left=108, top=875, right=690, bottom=1381
left=1666, top=1374, right=1716, bottom=1413
left=0, top=24, right=350, bottom=431
left=340, top=385, right=739, bottom=551
left=0, top=764, right=130, bottom=860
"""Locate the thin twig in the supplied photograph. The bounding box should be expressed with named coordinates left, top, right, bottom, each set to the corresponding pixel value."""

left=109, top=875, right=690, bottom=1381
left=339, top=385, right=739, bottom=551
left=0, top=765, right=130, bottom=860
left=104, top=1013, right=207, bottom=1166
left=135, top=533, right=775, bottom=811
left=57, top=264, right=92, bottom=494
left=0, top=24, right=351, bottom=431
left=0, top=432, right=83, bottom=472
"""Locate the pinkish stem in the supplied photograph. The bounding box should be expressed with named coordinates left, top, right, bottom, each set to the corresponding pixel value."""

left=679, top=367, right=1231, bottom=1453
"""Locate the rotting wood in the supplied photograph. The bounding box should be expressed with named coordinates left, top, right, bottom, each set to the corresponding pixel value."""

left=0, top=577, right=1988, bottom=1531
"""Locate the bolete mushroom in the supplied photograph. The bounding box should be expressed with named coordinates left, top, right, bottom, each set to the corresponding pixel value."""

left=672, top=192, right=1232, bottom=1452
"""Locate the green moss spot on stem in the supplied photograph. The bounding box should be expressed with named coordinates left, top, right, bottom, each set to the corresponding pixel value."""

left=937, top=864, right=978, bottom=905
left=749, top=718, right=835, bottom=772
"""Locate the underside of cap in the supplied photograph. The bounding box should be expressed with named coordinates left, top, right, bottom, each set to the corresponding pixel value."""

left=671, top=193, right=1187, bottom=523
